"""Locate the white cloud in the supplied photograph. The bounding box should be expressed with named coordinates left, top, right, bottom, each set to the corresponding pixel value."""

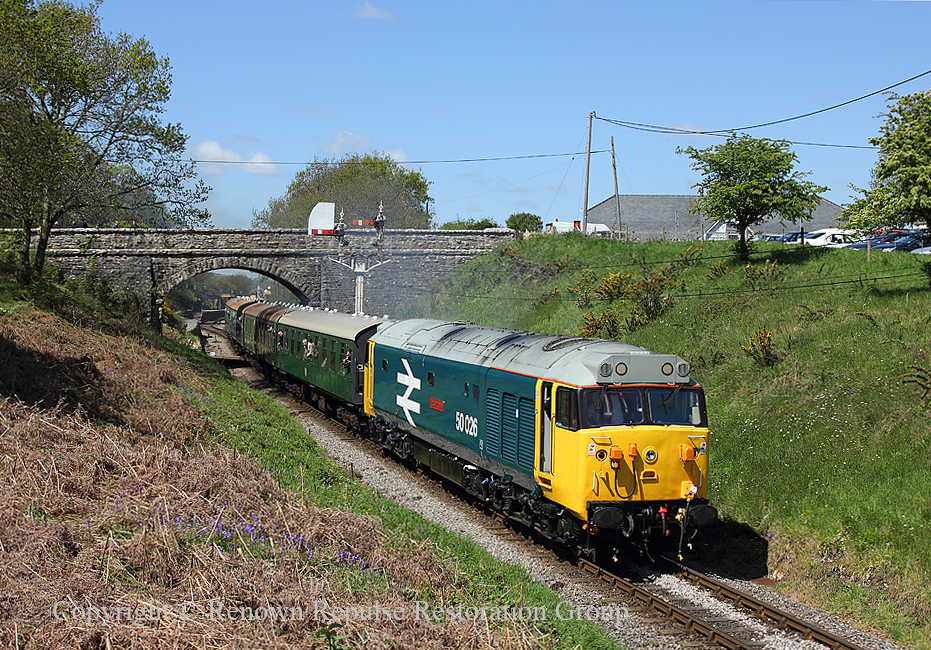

left=385, top=148, right=408, bottom=164
left=314, top=129, right=374, bottom=155
left=467, top=205, right=482, bottom=213
left=354, top=1, right=395, bottom=21
left=191, top=140, right=279, bottom=176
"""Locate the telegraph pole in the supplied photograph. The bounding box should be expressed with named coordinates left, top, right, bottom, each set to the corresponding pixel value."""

left=582, top=111, right=594, bottom=234
left=611, top=136, right=621, bottom=238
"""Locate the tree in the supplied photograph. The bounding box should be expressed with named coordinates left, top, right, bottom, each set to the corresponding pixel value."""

left=252, top=152, right=433, bottom=230
left=0, top=0, right=210, bottom=283
left=506, top=212, right=542, bottom=233
left=678, top=134, right=827, bottom=260
left=844, top=90, right=931, bottom=233
left=438, top=217, right=498, bottom=230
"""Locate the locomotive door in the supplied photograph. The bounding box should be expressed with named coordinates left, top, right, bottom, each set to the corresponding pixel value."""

left=539, top=382, right=553, bottom=475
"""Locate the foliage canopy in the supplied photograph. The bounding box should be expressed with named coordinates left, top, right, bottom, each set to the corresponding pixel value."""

left=252, top=153, right=433, bottom=230
left=678, top=134, right=826, bottom=260
left=0, top=0, right=210, bottom=282
left=844, top=90, right=931, bottom=232
left=438, top=217, right=499, bottom=230
left=506, top=212, right=543, bottom=233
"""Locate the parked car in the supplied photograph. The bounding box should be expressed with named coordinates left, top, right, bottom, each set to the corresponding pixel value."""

left=876, top=233, right=931, bottom=252
left=803, top=228, right=863, bottom=247
left=911, top=246, right=931, bottom=255
left=756, top=233, right=782, bottom=242
left=777, top=231, right=806, bottom=244
left=845, top=232, right=908, bottom=250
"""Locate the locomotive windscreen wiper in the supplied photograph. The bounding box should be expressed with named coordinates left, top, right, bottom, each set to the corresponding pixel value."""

left=662, top=382, right=682, bottom=409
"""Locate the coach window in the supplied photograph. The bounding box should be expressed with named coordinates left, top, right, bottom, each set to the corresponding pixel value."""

left=329, top=340, right=337, bottom=371
left=554, top=386, right=579, bottom=431
left=321, top=339, right=328, bottom=368
left=427, top=371, right=435, bottom=387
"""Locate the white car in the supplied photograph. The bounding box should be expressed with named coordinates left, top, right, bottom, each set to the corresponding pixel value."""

left=803, top=228, right=863, bottom=247
left=911, top=246, right=931, bottom=255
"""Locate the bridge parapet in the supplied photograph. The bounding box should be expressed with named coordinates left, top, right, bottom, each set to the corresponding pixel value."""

left=29, top=227, right=515, bottom=316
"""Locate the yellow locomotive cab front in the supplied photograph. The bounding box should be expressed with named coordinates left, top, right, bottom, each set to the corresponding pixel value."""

left=533, top=380, right=715, bottom=555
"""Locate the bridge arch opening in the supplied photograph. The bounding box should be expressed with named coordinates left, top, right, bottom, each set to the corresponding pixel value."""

left=158, top=257, right=317, bottom=308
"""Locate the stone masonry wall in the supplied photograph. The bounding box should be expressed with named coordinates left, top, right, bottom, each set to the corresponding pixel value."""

left=33, top=227, right=515, bottom=316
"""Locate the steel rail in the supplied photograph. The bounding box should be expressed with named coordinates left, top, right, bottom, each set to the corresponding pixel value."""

left=660, top=557, right=872, bottom=650
left=577, top=558, right=758, bottom=650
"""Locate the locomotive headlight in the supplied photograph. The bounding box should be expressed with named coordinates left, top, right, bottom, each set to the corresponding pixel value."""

left=615, top=362, right=628, bottom=376
left=678, top=362, right=690, bottom=377
left=643, top=447, right=657, bottom=463
left=661, top=362, right=674, bottom=376
left=599, top=362, right=612, bottom=377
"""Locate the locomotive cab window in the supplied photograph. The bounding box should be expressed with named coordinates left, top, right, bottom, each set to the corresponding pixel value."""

left=647, top=387, right=705, bottom=426
left=554, top=387, right=579, bottom=431
left=582, top=388, right=643, bottom=427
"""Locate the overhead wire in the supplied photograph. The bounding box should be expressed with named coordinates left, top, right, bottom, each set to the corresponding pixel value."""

left=594, top=67, right=931, bottom=148
left=192, top=69, right=931, bottom=170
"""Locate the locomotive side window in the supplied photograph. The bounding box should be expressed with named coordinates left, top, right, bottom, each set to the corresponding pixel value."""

left=382, top=359, right=388, bottom=372
left=464, top=382, right=469, bottom=397
left=554, top=387, right=579, bottom=431
left=427, top=371, right=435, bottom=387
left=472, top=384, right=479, bottom=400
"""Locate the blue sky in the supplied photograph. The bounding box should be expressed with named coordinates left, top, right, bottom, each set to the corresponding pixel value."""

left=95, top=1, right=931, bottom=229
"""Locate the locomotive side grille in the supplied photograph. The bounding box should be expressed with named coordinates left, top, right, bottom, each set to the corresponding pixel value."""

left=486, top=388, right=502, bottom=457
left=501, top=393, right=519, bottom=464
left=517, top=396, right=535, bottom=470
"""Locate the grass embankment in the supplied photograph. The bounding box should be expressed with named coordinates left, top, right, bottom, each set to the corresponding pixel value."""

left=0, top=274, right=618, bottom=649
left=400, top=233, right=931, bottom=649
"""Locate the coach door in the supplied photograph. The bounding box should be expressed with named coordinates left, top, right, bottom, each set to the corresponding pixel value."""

left=538, top=382, right=553, bottom=475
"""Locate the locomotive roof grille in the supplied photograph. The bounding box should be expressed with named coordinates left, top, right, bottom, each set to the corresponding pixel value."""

left=439, top=326, right=468, bottom=340
left=493, top=333, right=525, bottom=348
left=542, top=337, right=595, bottom=352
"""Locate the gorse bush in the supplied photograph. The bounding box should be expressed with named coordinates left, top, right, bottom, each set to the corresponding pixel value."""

left=740, top=327, right=779, bottom=366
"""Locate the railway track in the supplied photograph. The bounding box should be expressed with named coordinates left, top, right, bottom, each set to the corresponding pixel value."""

left=204, top=324, right=888, bottom=650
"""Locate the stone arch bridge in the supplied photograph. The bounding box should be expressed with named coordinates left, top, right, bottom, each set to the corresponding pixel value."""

left=42, top=227, right=515, bottom=318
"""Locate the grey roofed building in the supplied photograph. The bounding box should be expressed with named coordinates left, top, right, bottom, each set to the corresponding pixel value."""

left=584, top=194, right=844, bottom=240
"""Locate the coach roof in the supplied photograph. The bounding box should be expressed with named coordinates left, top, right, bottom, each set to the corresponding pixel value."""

left=277, top=308, right=393, bottom=341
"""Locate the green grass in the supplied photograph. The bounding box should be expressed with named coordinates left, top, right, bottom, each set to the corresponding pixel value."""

left=195, top=369, right=621, bottom=649
left=400, top=233, right=931, bottom=648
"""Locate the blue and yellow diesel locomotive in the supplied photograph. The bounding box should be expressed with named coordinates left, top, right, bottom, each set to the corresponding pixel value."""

left=225, top=299, right=716, bottom=560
